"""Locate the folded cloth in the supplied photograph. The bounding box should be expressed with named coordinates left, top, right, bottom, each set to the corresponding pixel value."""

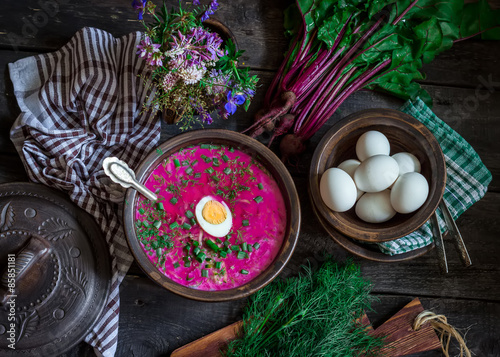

left=376, top=98, right=492, bottom=255
left=8, top=27, right=159, bottom=356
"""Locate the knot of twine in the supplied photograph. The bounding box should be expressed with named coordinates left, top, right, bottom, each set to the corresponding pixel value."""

left=413, top=310, right=471, bottom=357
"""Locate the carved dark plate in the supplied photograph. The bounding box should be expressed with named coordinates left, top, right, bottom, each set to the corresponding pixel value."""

left=0, top=183, right=111, bottom=356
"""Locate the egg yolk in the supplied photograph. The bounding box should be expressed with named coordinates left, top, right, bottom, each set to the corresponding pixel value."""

left=202, top=200, right=227, bottom=225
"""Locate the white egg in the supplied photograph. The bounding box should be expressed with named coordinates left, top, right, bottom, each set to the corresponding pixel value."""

left=356, top=131, right=390, bottom=161
left=390, top=172, right=429, bottom=214
left=337, top=159, right=364, bottom=200
left=354, top=155, right=399, bottom=193
left=320, top=168, right=357, bottom=212
left=392, top=152, right=421, bottom=175
left=355, top=190, right=396, bottom=223
left=195, top=196, right=232, bottom=237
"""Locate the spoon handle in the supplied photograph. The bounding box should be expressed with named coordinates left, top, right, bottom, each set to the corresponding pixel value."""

left=439, top=200, right=472, bottom=267
left=131, top=181, right=157, bottom=201
left=431, top=212, right=448, bottom=274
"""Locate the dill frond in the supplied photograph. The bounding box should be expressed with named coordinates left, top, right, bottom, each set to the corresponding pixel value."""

left=223, top=259, right=384, bottom=357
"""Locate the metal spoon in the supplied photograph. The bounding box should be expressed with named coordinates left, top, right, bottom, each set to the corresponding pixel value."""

left=103, top=157, right=157, bottom=201
left=439, top=200, right=472, bottom=267
left=431, top=212, right=448, bottom=274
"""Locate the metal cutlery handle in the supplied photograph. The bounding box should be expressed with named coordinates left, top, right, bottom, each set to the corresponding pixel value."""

left=431, top=213, right=448, bottom=274
left=439, top=200, right=472, bottom=267
left=130, top=181, right=157, bottom=201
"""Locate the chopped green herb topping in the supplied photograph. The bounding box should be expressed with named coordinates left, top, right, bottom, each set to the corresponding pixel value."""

left=206, top=239, right=219, bottom=252
left=237, top=251, right=248, bottom=259
left=196, top=252, right=206, bottom=263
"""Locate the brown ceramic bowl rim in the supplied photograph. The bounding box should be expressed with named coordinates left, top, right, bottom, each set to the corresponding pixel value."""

left=309, top=108, right=447, bottom=242
left=123, top=129, right=301, bottom=302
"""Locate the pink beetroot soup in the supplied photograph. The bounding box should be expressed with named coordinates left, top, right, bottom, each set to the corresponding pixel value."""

left=134, top=144, right=287, bottom=291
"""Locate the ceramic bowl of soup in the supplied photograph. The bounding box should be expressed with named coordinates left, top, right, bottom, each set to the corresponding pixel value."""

left=123, top=129, right=300, bottom=301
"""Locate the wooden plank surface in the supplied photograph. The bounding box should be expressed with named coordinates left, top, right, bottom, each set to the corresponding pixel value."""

left=0, top=1, right=499, bottom=356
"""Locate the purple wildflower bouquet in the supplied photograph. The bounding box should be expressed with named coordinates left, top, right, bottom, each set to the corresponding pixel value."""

left=132, top=0, right=258, bottom=129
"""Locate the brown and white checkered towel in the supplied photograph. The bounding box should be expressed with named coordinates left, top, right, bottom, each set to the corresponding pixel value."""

left=8, top=27, right=159, bottom=356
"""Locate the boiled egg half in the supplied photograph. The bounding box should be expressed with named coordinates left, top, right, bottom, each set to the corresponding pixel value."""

left=195, top=196, right=232, bottom=237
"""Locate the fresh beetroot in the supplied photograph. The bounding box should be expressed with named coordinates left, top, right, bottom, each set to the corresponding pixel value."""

left=242, top=0, right=500, bottom=160
left=242, top=91, right=296, bottom=136
left=279, top=133, right=305, bottom=163
left=268, top=114, right=295, bottom=147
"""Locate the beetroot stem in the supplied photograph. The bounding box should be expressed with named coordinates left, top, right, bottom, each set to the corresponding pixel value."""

left=263, top=23, right=302, bottom=108
left=298, top=66, right=357, bottom=133
left=301, top=58, right=391, bottom=140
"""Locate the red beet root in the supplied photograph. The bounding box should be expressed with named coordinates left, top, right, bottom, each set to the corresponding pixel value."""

left=279, top=133, right=305, bottom=163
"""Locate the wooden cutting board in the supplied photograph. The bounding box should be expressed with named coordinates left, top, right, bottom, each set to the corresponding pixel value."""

left=171, top=298, right=441, bottom=357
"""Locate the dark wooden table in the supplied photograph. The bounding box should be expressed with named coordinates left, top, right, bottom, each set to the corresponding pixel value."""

left=1, top=1, right=500, bottom=356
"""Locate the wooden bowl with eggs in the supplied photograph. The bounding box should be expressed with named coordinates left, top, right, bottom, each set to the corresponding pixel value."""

left=123, top=129, right=301, bottom=301
left=309, top=108, right=446, bottom=246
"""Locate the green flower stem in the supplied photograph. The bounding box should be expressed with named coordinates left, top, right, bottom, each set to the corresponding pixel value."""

left=232, top=62, right=241, bottom=81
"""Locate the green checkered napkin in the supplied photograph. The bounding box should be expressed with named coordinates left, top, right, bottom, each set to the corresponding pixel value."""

left=376, top=98, right=492, bottom=255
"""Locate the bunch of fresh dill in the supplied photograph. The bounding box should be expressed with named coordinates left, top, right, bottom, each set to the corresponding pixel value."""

left=224, top=259, right=384, bottom=357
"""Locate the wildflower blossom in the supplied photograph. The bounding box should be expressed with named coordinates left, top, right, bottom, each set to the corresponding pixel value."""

left=137, top=36, right=164, bottom=66
left=161, top=73, right=179, bottom=92
left=148, top=50, right=164, bottom=67
left=206, top=70, right=229, bottom=95
left=133, top=0, right=258, bottom=130
left=132, top=0, right=148, bottom=20
left=224, top=91, right=246, bottom=115
left=179, top=66, right=206, bottom=85
left=201, top=0, right=219, bottom=22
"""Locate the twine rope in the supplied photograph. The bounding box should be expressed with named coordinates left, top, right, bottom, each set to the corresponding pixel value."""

left=413, top=310, right=471, bottom=357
